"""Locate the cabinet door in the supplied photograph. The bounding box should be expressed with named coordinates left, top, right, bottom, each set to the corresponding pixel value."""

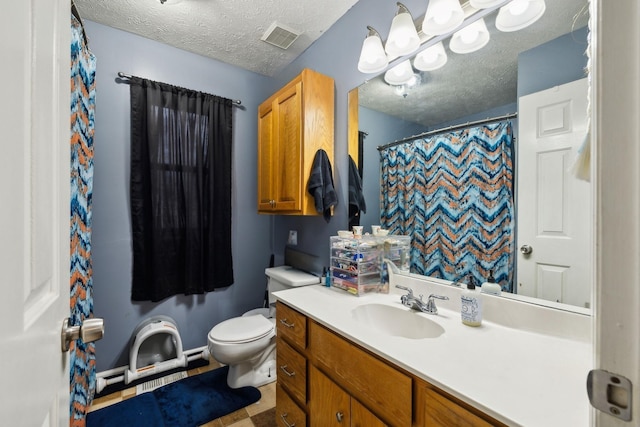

left=421, top=386, right=496, bottom=427
left=352, top=399, right=387, bottom=427
left=273, top=81, right=302, bottom=211
left=310, top=366, right=351, bottom=426
left=257, top=101, right=276, bottom=211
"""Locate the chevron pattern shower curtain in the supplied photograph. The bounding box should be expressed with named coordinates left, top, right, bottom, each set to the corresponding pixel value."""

left=70, top=13, right=97, bottom=427
left=380, top=122, right=514, bottom=291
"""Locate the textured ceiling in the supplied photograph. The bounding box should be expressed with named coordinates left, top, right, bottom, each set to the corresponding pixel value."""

left=73, top=0, right=359, bottom=77
left=74, top=0, right=589, bottom=128
left=359, top=0, right=590, bottom=128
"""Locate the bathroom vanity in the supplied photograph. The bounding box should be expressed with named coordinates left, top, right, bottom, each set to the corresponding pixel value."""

left=274, top=275, right=591, bottom=426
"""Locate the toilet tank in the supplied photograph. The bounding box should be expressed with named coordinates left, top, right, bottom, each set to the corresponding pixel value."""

left=265, top=266, right=320, bottom=306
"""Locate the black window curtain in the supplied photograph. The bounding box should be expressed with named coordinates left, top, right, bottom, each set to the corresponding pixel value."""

left=129, top=77, right=234, bottom=301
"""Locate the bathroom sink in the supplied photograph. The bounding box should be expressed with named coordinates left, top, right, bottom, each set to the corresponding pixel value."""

left=351, top=303, right=445, bottom=339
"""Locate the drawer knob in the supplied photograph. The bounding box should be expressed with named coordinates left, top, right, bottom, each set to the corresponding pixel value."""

left=336, top=411, right=344, bottom=422
left=280, top=412, right=296, bottom=427
left=280, top=365, right=296, bottom=377
left=280, top=318, right=295, bottom=328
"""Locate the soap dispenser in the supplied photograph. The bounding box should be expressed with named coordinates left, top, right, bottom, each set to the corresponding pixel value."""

left=481, top=270, right=501, bottom=296
left=461, top=275, right=483, bottom=327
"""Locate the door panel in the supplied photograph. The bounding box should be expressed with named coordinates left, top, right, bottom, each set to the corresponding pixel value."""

left=275, top=82, right=302, bottom=210
left=0, top=0, right=70, bottom=425
left=517, top=78, right=591, bottom=308
left=309, top=366, right=351, bottom=426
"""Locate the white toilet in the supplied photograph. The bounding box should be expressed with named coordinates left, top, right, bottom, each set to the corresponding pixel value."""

left=207, top=265, right=320, bottom=388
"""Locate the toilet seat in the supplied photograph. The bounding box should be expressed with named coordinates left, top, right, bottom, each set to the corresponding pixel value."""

left=209, top=315, right=274, bottom=344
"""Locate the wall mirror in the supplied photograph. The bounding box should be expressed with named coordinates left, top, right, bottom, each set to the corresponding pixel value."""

left=348, top=0, right=591, bottom=310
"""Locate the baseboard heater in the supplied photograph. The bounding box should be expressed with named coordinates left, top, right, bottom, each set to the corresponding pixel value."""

left=95, top=315, right=209, bottom=394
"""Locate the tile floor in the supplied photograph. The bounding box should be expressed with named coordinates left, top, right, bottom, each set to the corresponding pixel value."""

left=88, top=358, right=277, bottom=427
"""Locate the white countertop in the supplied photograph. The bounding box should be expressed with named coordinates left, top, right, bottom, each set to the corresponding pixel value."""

left=274, top=283, right=592, bottom=427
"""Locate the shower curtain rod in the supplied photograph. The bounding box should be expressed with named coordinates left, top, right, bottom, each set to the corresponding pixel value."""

left=377, top=112, right=517, bottom=151
left=116, top=72, right=242, bottom=105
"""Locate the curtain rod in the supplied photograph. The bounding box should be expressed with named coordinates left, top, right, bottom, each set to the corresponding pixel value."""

left=117, top=72, right=242, bottom=105
left=377, top=112, right=517, bottom=151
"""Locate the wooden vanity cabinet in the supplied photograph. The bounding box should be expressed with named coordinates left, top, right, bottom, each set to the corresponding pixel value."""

left=414, top=379, right=507, bottom=427
left=275, top=301, right=506, bottom=427
left=275, top=301, right=309, bottom=426
left=257, top=68, right=334, bottom=215
left=309, top=365, right=386, bottom=427
left=308, top=321, right=410, bottom=426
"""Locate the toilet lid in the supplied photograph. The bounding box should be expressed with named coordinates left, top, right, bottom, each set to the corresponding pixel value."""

left=209, top=314, right=274, bottom=344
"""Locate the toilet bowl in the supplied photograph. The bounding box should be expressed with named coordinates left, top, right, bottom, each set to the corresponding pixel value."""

left=207, top=265, right=320, bottom=388
left=207, top=309, right=276, bottom=388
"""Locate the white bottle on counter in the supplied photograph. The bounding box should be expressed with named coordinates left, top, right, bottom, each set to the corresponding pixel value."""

left=481, top=270, right=502, bottom=296
left=461, top=279, right=483, bottom=327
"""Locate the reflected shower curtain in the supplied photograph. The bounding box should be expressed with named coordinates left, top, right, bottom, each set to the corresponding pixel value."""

left=380, top=122, right=514, bottom=291
left=70, top=11, right=97, bottom=427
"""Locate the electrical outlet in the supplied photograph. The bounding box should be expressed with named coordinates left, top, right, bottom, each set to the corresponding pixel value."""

left=288, top=230, right=298, bottom=245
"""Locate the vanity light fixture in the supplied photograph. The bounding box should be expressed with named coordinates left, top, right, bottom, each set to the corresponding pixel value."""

left=394, top=72, right=422, bottom=98
left=385, top=2, right=421, bottom=57
left=357, top=26, right=389, bottom=74
left=413, top=41, right=448, bottom=71
left=469, top=0, right=505, bottom=8
left=422, top=0, right=465, bottom=36
left=495, top=0, right=546, bottom=32
left=384, top=60, right=415, bottom=85
left=449, top=17, right=490, bottom=54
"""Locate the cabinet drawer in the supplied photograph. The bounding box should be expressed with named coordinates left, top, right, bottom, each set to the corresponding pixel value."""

left=277, top=337, right=306, bottom=404
left=277, top=302, right=307, bottom=349
left=309, top=321, right=411, bottom=426
left=276, top=383, right=307, bottom=427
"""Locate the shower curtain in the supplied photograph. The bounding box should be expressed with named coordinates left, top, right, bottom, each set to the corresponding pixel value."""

left=70, top=11, right=97, bottom=427
left=380, top=121, right=514, bottom=291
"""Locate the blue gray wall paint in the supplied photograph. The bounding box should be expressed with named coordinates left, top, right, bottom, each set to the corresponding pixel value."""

left=85, top=20, right=275, bottom=371
left=87, top=2, right=589, bottom=371
left=267, top=3, right=589, bottom=263
left=518, top=26, right=589, bottom=97
left=270, top=0, right=429, bottom=266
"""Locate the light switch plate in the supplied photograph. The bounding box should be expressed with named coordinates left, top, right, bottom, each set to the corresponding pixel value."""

left=288, top=230, right=298, bottom=245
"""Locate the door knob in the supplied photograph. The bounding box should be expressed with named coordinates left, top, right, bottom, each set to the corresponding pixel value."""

left=520, top=244, right=533, bottom=255
left=61, top=317, right=104, bottom=352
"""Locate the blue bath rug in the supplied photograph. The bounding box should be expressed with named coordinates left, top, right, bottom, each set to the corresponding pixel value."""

left=87, top=366, right=261, bottom=427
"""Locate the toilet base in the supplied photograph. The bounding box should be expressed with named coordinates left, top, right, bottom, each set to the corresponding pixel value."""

left=226, top=348, right=277, bottom=389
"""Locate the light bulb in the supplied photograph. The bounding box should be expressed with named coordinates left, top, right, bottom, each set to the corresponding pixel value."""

left=414, top=41, right=448, bottom=71
left=461, top=28, right=479, bottom=44
left=422, top=50, right=438, bottom=63
left=394, top=31, right=412, bottom=49
left=508, top=0, right=530, bottom=16
left=433, top=8, right=453, bottom=25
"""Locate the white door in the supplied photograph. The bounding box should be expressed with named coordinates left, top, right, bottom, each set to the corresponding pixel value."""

left=516, top=78, right=591, bottom=308
left=0, top=0, right=71, bottom=425
left=593, top=1, right=640, bottom=426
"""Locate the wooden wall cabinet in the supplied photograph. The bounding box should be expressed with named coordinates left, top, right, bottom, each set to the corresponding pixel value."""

left=257, top=68, right=335, bottom=215
left=275, top=301, right=506, bottom=427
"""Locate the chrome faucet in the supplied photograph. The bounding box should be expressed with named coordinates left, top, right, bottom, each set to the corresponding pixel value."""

left=395, top=285, right=449, bottom=314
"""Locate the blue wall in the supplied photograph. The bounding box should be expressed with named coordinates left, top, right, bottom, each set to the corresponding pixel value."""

left=518, top=26, right=589, bottom=97
left=87, top=1, right=589, bottom=371
left=85, top=20, right=276, bottom=371
left=268, top=0, right=433, bottom=266
left=267, top=3, right=589, bottom=262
